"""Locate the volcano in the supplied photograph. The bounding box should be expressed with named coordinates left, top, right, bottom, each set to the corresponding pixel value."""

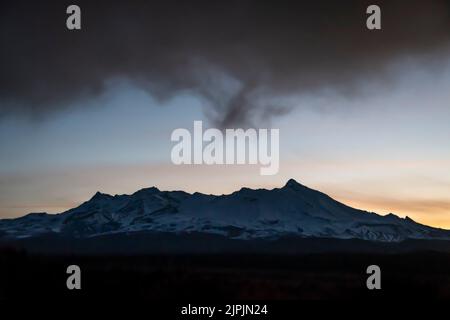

left=1, top=179, right=449, bottom=247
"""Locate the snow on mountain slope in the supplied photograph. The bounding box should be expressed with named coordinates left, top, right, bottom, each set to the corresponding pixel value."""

left=1, top=179, right=449, bottom=242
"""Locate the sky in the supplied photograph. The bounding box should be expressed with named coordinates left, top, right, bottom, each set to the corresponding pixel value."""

left=1, top=0, right=450, bottom=228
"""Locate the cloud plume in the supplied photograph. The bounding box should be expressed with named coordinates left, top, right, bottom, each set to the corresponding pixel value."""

left=1, top=0, right=450, bottom=126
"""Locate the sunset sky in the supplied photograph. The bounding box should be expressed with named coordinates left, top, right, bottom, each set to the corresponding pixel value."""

left=1, top=0, right=450, bottom=228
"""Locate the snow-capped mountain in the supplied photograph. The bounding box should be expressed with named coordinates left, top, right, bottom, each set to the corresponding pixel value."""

left=1, top=179, right=450, bottom=242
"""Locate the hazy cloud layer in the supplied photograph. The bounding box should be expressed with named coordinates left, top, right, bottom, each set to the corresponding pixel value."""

left=1, top=0, right=450, bottom=126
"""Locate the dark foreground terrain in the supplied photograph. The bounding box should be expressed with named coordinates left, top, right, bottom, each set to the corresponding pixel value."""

left=2, top=248, right=450, bottom=300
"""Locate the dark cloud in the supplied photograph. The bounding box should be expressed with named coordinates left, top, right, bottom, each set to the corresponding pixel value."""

left=1, top=0, right=450, bottom=127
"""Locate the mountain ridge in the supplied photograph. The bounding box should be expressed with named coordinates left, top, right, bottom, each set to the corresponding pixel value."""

left=1, top=179, right=450, bottom=243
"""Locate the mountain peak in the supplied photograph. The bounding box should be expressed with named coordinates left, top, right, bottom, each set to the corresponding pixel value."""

left=284, top=178, right=304, bottom=188
left=132, top=186, right=160, bottom=196
left=90, top=191, right=112, bottom=201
